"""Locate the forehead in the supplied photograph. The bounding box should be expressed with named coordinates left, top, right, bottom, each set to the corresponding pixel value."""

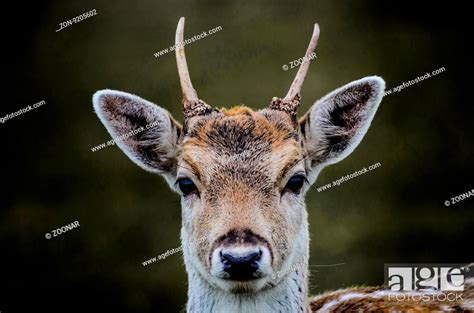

left=180, top=107, right=303, bottom=181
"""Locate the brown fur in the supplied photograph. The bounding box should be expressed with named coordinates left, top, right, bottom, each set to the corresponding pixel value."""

left=178, top=108, right=305, bottom=274
left=310, top=280, right=473, bottom=312
left=92, top=18, right=468, bottom=313
left=97, top=75, right=465, bottom=313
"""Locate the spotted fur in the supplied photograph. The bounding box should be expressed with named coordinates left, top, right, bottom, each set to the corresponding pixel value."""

left=310, top=277, right=474, bottom=312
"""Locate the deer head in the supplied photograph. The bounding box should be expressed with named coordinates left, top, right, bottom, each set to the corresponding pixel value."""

left=93, top=17, right=384, bottom=312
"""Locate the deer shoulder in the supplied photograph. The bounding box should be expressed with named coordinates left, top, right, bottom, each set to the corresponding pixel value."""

left=309, top=278, right=473, bottom=312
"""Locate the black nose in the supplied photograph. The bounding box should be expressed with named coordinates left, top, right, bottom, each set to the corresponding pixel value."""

left=220, top=249, right=262, bottom=281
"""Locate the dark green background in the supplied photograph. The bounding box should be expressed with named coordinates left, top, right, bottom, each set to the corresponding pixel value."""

left=2, top=1, right=473, bottom=312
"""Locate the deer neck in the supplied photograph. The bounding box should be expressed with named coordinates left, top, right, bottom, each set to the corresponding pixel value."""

left=185, top=262, right=309, bottom=313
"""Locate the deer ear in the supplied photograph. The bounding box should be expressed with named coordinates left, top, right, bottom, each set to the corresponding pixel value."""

left=93, top=89, right=182, bottom=183
left=300, top=76, right=384, bottom=171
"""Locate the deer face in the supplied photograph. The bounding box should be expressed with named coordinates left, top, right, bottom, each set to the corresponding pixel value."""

left=93, top=18, right=384, bottom=294
left=178, top=108, right=308, bottom=292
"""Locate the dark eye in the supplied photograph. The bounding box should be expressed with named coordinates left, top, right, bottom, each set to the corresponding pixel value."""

left=284, top=175, right=306, bottom=194
left=177, top=178, right=197, bottom=196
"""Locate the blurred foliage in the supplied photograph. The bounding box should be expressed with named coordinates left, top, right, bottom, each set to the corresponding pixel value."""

left=1, top=0, right=473, bottom=312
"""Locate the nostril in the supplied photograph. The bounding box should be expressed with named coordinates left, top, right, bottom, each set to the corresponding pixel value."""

left=248, top=250, right=261, bottom=262
left=219, top=248, right=262, bottom=280
left=256, top=248, right=262, bottom=260
left=220, top=251, right=232, bottom=270
left=221, top=251, right=260, bottom=264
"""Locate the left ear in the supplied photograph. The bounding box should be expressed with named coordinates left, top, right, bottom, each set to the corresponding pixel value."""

left=299, top=76, right=385, bottom=175
left=92, top=89, right=182, bottom=186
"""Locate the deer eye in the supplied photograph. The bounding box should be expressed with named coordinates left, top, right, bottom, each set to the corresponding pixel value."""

left=177, top=178, right=197, bottom=196
left=284, top=175, right=306, bottom=194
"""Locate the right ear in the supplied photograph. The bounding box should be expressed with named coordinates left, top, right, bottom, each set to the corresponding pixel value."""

left=93, top=89, right=182, bottom=185
left=299, top=76, right=385, bottom=182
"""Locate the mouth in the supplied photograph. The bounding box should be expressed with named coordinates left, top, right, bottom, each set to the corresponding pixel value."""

left=208, top=268, right=276, bottom=294
left=220, top=272, right=264, bottom=282
left=217, top=275, right=268, bottom=293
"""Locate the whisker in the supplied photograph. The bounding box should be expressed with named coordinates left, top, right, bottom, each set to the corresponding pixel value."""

left=308, top=262, right=346, bottom=268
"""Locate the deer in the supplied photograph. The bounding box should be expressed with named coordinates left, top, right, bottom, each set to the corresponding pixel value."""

left=92, top=18, right=473, bottom=312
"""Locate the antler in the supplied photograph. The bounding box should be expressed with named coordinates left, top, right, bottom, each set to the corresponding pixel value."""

left=175, top=17, right=212, bottom=120
left=270, top=23, right=320, bottom=119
